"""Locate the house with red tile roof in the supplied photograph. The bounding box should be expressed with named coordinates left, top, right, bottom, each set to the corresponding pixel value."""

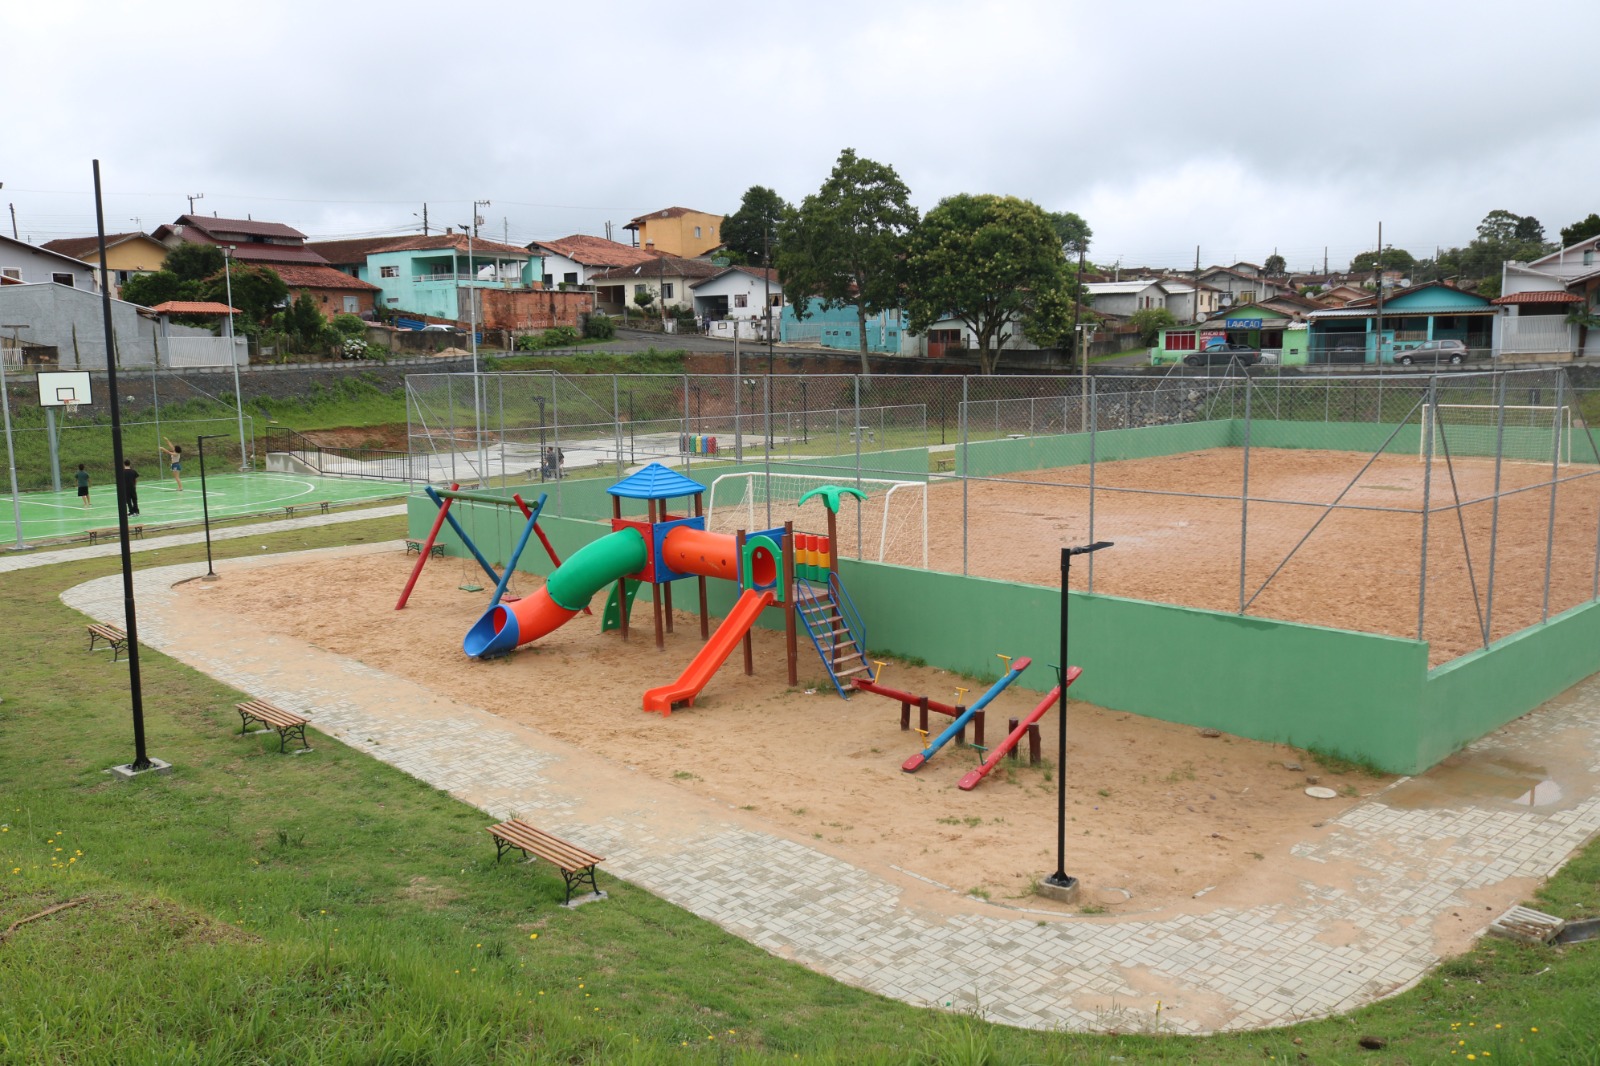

left=1496, top=239, right=1600, bottom=357
left=41, top=232, right=170, bottom=298
left=525, top=234, right=662, bottom=288
left=587, top=255, right=722, bottom=318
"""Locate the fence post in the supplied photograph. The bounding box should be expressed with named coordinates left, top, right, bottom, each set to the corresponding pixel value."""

left=1543, top=373, right=1566, bottom=622
left=1484, top=372, right=1507, bottom=648
left=682, top=374, right=691, bottom=476
left=447, top=375, right=456, bottom=483
left=763, top=375, right=772, bottom=528
left=960, top=375, right=969, bottom=578
left=612, top=375, right=623, bottom=479
left=1239, top=376, right=1252, bottom=614
left=854, top=375, right=863, bottom=551
left=1087, top=378, right=1098, bottom=593
left=1418, top=377, right=1437, bottom=641
left=551, top=379, right=562, bottom=511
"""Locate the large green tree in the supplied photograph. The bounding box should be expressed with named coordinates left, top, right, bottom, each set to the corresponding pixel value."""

left=721, top=185, right=790, bottom=265
left=903, top=193, right=1076, bottom=375
left=118, top=270, right=184, bottom=309
left=1434, top=210, right=1554, bottom=288
left=199, top=263, right=288, bottom=328
left=1263, top=253, right=1286, bottom=276
left=776, top=149, right=919, bottom=375
left=164, top=241, right=226, bottom=282
left=1560, top=213, right=1600, bottom=248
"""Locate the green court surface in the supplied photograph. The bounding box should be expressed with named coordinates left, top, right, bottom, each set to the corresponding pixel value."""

left=4, top=471, right=408, bottom=544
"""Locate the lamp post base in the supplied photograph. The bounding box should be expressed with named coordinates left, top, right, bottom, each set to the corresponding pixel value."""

left=106, top=757, right=173, bottom=781
left=1037, top=873, right=1081, bottom=904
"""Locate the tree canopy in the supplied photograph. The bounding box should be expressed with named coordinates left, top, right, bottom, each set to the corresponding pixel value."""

left=776, top=148, right=919, bottom=375
left=1263, top=253, right=1286, bottom=276
left=1560, top=213, right=1600, bottom=248
left=163, top=242, right=226, bottom=282
left=903, top=193, right=1076, bottom=375
left=199, top=263, right=288, bottom=328
left=721, top=186, right=789, bottom=264
left=1349, top=247, right=1417, bottom=276
left=1046, top=211, right=1092, bottom=257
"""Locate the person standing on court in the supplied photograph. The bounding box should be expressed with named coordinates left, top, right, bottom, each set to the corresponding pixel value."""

left=121, top=459, right=140, bottom=516
left=75, top=464, right=90, bottom=508
left=160, top=437, right=184, bottom=491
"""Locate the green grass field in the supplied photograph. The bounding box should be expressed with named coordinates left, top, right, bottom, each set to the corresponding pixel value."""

left=3, top=513, right=1600, bottom=1063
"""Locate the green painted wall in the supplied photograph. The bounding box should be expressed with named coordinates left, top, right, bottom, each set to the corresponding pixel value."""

left=958, top=420, right=1232, bottom=476
left=1280, top=326, right=1310, bottom=366
left=1419, top=599, right=1600, bottom=769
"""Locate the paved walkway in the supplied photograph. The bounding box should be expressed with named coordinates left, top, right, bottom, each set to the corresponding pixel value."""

left=54, top=538, right=1600, bottom=1035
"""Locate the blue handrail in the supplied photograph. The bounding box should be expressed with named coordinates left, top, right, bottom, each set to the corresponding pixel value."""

left=829, top=571, right=869, bottom=674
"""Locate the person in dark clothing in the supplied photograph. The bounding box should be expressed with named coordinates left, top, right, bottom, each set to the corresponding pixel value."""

left=75, top=464, right=90, bottom=508
left=121, top=459, right=140, bottom=516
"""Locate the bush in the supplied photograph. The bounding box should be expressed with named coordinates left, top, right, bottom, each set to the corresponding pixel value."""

left=331, top=313, right=367, bottom=338
left=1129, top=307, right=1177, bottom=347
left=584, top=313, right=616, bottom=340
left=513, top=325, right=582, bottom=352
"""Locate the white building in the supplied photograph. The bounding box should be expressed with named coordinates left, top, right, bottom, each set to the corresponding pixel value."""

left=0, top=234, right=100, bottom=290
left=1496, top=239, right=1600, bottom=358
left=689, top=266, right=784, bottom=324
left=1083, top=279, right=1170, bottom=318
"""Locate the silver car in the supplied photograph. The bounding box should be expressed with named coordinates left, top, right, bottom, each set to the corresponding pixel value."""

left=1394, top=339, right=1469, bottom=366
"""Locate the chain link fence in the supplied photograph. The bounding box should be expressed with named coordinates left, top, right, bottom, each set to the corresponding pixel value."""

left=408, top=366, right=1600, bottom=664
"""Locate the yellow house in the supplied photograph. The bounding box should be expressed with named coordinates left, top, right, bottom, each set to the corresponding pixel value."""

left=623, top=207, right=724, bottom=258
left=41, top=232, right=170, bottom=298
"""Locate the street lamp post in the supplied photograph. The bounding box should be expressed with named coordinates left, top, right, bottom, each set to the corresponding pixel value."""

left=537, top=396, right=547, bottom=483
left=223, top=246, right=248, bottom=470
left=1039, top=540, right=1113, bottom=904
left=627, top=389, right=635, bottom=463
left=196, top=433, right=229, bottom=580
left=798, top=379, right=808, bottom=444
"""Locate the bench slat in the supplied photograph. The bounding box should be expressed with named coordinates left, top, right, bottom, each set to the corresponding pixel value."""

left=487, top=820, right=603, bottom=871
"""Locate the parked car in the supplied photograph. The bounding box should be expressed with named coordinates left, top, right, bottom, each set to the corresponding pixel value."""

left=1184, top=343, right=1261, bottom=367
left=1393, top=339, right=1469, bottom=366
left=420, top=323, right=464, bottom=334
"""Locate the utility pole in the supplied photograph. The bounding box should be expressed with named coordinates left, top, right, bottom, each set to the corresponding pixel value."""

left=764, top=224, right=774, bottom=375
left=1193, top=245, right=1201, bottom=323
left=187, top=192, right=204, bottom=214
left=420, top=204, right=429, bottom=235
left=473, top=199, right=490, bottom=240
left=1375, top=222, right=1385, bottom=366
left=7, top=202, right=15, bottom=240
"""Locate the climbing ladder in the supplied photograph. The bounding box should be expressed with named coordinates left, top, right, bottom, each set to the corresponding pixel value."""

left=796, top=572, right=875, bottom=698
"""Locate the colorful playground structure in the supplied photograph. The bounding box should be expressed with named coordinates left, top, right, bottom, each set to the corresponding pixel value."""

left=424, top=463, right=877, bottom=713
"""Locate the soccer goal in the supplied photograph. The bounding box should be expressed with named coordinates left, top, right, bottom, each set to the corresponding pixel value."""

left=706, top=472, right=928, bottom=568
left=1421, top=403, right=1573, bottom=465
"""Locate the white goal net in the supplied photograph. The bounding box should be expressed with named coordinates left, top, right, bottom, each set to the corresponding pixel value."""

left=1422, top=403, right=1573, bottom=466
left=706, top=472, right=928, bottom=568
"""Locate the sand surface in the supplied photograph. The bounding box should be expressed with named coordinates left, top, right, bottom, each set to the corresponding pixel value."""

left=189, top=548, right=1392, bottom=915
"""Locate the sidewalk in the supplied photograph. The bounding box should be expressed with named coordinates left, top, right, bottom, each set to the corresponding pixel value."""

left=58, top=541, right=1600, bottom=1034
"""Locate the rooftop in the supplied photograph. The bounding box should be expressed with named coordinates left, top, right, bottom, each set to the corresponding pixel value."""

left=528, top=234, right=663, bottom=268
left=607, top=462, right=707, bottom=500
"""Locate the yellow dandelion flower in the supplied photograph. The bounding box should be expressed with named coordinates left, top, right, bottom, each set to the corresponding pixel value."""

left=1467, top=1056, right=1475, bottom=1061
left=1494, top=1024, right=1502, bottom=1029
left=476, top=943, right=481, bottom=948
left=538, top=991, right=544, bottom=996
left=320, top=910, right=326, bottom=915
left=1531, top=1027, right=1539, bottom=1033
left=530, top=933, right=538, bottom=940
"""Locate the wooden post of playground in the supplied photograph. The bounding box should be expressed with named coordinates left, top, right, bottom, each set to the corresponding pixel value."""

left=783, top=520, right=798, bottom=685
left=736, top=529, right=754, bottom=676
left=613, top=495, right=628, bottom=641
left=826, top=506, right=839, bottom=579
left=649, top=498, right=665, bottom=650
left=694, top=492, right=709, bottom=639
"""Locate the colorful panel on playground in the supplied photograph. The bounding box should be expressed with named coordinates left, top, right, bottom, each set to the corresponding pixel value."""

left=644, top=514, right=708, bottom=584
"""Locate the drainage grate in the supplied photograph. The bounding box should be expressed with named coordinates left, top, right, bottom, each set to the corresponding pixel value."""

left=1487, top=905, right=1564, bottom=945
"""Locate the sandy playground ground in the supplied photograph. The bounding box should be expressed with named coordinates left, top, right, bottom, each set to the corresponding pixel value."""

left=186, top=546, right=1396, bottom=917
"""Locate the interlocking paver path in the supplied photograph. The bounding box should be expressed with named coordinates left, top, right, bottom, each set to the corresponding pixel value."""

left=59, top=540, right=1600, bottom=1033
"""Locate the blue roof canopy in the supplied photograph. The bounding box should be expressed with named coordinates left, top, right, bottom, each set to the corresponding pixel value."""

left=606, top=462, right=707, bottom=500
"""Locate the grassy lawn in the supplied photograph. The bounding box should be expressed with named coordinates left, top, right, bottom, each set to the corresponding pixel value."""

left=3, top=517, right=1600, bottom=1062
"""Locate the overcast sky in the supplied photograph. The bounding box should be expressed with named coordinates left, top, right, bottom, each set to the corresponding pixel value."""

left=5, top=0, right=1598, bottom=273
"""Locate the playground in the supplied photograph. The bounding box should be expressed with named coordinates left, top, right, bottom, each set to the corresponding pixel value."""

left=5, top=470, right=404, bottom=544
left=183, top=537, right=1385, bottom=914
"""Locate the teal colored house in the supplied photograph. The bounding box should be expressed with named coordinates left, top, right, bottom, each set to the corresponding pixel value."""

left=1306, top=282, right=1498, bottom=364
left=307, top=233, right=535, bottom=321
left=780, top=302, right=907, bottom=353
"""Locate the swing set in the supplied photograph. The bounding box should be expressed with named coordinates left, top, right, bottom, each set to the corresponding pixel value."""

left=395, top=483, right=581, bottom=613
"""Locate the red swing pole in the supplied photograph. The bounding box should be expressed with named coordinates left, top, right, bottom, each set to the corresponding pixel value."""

left=395, top=481, right=459, bottom=610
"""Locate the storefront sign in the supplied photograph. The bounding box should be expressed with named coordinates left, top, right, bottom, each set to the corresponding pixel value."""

left=1225, top=318, right=1263, bottom=329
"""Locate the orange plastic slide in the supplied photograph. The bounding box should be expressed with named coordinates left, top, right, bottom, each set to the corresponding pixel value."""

left=642, top=588, right=775, bottom=715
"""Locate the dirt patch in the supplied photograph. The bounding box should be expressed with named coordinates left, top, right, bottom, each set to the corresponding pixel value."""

left=301, top=425, right=410, bottom=451
left=187, top=549, right=1392, bottom=915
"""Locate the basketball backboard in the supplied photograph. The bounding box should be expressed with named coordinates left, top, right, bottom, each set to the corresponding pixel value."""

left=36, top=370, right=92, bottom=408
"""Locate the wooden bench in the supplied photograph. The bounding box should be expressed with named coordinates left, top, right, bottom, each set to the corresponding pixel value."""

left=405, top=539, right=446, bottom=558
left=86, top=623, right=129, bottom=662
left=236, top=698, right=312, bottom=753
left=934, top=457, right=956, bottom=473
left=487, top=818, right=605, bottom=905
left=87, top=525, right=143, bottom=545
left=285, top=501, right=334, bottom=519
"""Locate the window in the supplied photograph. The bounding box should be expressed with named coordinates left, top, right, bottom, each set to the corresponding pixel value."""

left=1238, top=290, right=1255, bottom=304
left=694, top=226, right=702, bottom=239
left=563, top=272, right=578, bottom=285
left=343, top=296, right=359, bottom=313
left=379, top=265, right=399, bottom=278
left=52, top=272, right=75, bottom=287
left=770, top=294, right=782, bottom=307
left=634, top=283, right=647, bottom=297
left=1167, top=330, right=1197, bottom=351
left=1, top=268, right=19, bottom=281
left=662, top=283, right=674, bottom=299
left=734, top=293, right=749, bottom=308
left=387, top=297, right=399, bottom=304
left=1586, top=251, right=1595, bottom=267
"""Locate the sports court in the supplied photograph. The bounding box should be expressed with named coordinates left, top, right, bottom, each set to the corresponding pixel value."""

left=6, top=471, right=405, bottom=544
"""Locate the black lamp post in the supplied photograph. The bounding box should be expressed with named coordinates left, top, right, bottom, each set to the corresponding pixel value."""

left=799, top=379, right=808, bottom=444
left=197, top=433, right=229, bottom=580
left=627, top=389, right=635, bottom=463
left=536, top=396, right=547, bottom=482
left=1042, top=540, right=1113, bottom=901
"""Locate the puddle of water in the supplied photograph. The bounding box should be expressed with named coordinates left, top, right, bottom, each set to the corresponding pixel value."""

left=1382, top=752, right=1562, bottom=810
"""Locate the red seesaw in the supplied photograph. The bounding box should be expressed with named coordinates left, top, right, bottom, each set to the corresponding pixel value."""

left=852, top=677, right=986, bottom=747
left=957, top=666, right=1082, bottom=791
